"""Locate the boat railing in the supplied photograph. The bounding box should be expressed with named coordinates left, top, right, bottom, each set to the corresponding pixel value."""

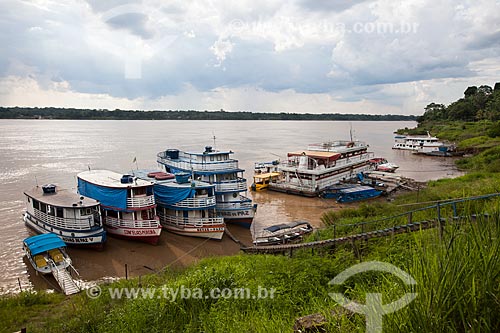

left=157, top=152, right=239, bottom=171
left=216, top=195, right=254, bottom=210
left=170, top=196, right=216, bottom=209
left=127, top=195, right=155, bottom=208
left=281, top=152, right=374, bottom=170
left=158, top=213, right=224, bottom=227
left=105, top=216, right=160, bottom=229
left=33, top=210, right=94, bottom=230
left=214, top=178, right=247, bottom=192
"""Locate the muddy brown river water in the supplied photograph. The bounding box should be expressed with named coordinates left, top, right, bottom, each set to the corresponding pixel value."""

left=0, top=120, right=462, bottom=292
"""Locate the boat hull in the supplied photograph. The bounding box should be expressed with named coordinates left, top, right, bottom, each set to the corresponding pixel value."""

left=24, top=213, right=106, bottom=247
left=218, top=206, right=256, bottom=228
left=162, top=224, right=225, bottom=240
left=104, top=225, right=162, bottom=245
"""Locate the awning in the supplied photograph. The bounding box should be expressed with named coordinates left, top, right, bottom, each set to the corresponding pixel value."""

left=287, top=151, right=341, bottom=161
left=23, top=233, right=66, bottom=255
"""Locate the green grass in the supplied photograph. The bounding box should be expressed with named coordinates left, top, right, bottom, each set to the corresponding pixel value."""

left=3, top=119, right=500, bottom=332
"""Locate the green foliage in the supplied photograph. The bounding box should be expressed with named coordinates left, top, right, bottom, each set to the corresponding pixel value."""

left=418, top=82, right=500, bottom=123
left=0, top=107, right=417, bottom=121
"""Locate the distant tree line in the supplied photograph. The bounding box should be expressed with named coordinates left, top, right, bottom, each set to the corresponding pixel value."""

left=0, top=107, right=417, bottom=121
left=418, top=82, right=500, bottom=123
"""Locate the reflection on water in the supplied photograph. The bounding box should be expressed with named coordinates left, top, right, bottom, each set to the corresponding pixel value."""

left=0, top=120, right=462, bottom=291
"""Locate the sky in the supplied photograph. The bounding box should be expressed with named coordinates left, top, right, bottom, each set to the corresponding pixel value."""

left=0, top=0, right=499, bottom=115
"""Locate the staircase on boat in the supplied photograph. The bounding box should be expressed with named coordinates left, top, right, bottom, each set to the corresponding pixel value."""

left=49, top=260, right=80, bottom=295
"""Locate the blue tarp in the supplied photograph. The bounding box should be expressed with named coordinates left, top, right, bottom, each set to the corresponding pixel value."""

left=78, top=178, right=128, bottom=210
left=154, top=183, right=195, bottom=205
left=24, top=233, right=66, bottom=255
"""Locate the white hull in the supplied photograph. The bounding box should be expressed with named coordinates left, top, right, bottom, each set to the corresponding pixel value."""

left=24, top=213, right=106, bottom=246
left=162, top=224, right=224, bottom=240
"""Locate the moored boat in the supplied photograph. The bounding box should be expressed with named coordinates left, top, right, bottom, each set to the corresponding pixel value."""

left=268, top=141, right=374, bottom=197
left=23, top=233, right=81, bottom=295
left=253, top=221, right=313, bottom=246
left=393, top=132, right=455, bottom=155
left=157, top=146, right=257, bottom=228
left=77, top=170, right=162, bottom=245
left=23, top=184, right=106, bottom=247
left=251, top=161, right=281, bottom=191
left=335, top=185, right=383, bottom=203
left=133, top=170, right=225, bottom=240
left=369, top=158, right=399, bottom=173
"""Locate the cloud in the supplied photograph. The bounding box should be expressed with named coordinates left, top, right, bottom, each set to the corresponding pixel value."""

left=0, top=0, right=499, bottom=115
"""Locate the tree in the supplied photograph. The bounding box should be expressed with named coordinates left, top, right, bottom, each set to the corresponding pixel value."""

left=464, top=86, right=478, bottom=98
left=494, top=82, right=500, bottom=92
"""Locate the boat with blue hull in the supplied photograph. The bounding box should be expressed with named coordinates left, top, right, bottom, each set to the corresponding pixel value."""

left=133, top=170, right=225, bottom=240
left=335, top=185, right=383, bottom=203
left=23, top=184, right=106, bottom=248
left=157, top=146, right=256, bottom=228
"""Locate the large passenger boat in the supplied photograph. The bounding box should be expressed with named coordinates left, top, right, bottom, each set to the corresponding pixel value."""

left=268, top=140, right=374, bottom=197
left=77, top=170, right=162, bottom=245
left=133, top=170, right=225, bottom=239
left=157, top=146, right=256, bottom=228
left=393, top=133, right=454, bottom=155
left=23, top=184, right=106, bottom=247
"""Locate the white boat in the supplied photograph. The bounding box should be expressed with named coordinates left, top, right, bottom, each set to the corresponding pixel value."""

left=133, top=170, right=225, bottom=240
left=23, top=184, right=106, bottom=247
left=23, top=233, right=81, bottom=295
left=268, top=141, right=374, bottom=197
left=369, top=158, right=399, bottom=173
left=393, top=132, right=454, bottom=155
left=77, top=170, right=162, bottom=245
left=253, top=221, right=313, bottom=246
left=157, top=147, right=256, bottom=228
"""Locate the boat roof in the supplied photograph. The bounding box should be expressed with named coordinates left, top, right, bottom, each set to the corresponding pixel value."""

left=264, top=221, right=311, bottom=233
left=288, top=151, right=341, bottom=160
left=253, top=172, right=281, bottom=179
left=340, top=185, right=379, bottom=194
left=131, top=169, right=215, bottom=189
left=24, top=233, right=66, bottom=255
left=77, top=170, right=154, bottom=188
left=24, top=186, right=99, bottom=208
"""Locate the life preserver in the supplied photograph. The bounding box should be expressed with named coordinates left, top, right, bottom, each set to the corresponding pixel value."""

left=147, top=171, right=162, bottom=178
left=155, top=173, right=175, bottom=180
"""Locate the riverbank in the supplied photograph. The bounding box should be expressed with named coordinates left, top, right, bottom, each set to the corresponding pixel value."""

left=2, top=168, right=500, bottom=332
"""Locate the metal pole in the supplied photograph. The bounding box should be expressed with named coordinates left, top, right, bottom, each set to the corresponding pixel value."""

left=437, top=202, right=443, bottom=240
left=125, top=264, right=128, bottom=280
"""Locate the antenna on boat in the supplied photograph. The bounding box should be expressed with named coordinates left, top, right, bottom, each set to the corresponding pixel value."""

left=349, top=123, right=353, bottom=142
left=35, top=176, right=38, bottom=187
left=88, top=165, right=91, bottom=172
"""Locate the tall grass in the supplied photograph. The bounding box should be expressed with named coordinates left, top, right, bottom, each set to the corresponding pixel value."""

left=386, top=214, right=500, bottom=331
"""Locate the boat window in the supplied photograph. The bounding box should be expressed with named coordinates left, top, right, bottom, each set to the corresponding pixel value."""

left=47, top=205, right=55, bottom=216
left=134, top=187, right=146, bottom=196
left=210, top=155, right=214, bottom=161
left=33, top=199, right=40, bottom=210
left=56, top=207, right=64, bottom=218
left=217, top=155, right=222, bottom=161
left=40, top=203, right=47, bottom=213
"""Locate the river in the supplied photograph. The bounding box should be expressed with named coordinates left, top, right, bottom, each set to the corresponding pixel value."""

left=0, top=120, right=462, bottom=292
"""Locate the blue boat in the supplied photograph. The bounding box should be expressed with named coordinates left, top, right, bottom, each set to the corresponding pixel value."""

left=336, top=185, right=383, bottom=203
left=157, top=146, right=256, bottom=228
left=23, top=233, right=81, bottom=295
left=132, top=170, right=225, bottom=240
left=320, top=184, right=359, bottom=199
